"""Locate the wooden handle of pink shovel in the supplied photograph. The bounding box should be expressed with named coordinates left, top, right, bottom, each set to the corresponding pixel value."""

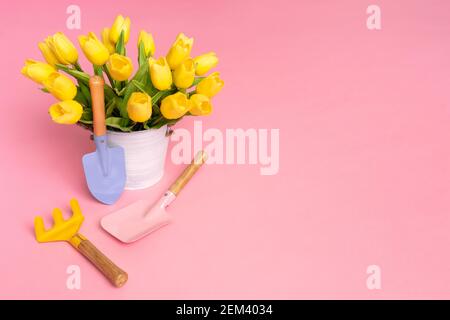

left=76, top=236, right=128, bottom=287
left=89, top=76, right=106, bottom=136
left=169, top=151, right=207, bottom=196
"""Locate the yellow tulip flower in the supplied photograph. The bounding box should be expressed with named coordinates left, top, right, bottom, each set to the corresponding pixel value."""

left=38, top=41, right=59, bottom=67
left=189, top=94, right=213, bottom=116
left=107, top=54, right=133, bottom=81
left=49, top=100, right=83, bottom=125
left=46, top=32, right=78, bottom=65
left=78, top=32, right=110, bottom=66
left=160, top=92, right=191, bottom=119
left=196, top=72, right=224, bottom=97
left=166, top=33, right=193, bottom=70
left=148, top=57, right=172, bottom=90
left=43, top=72, right=77, bottom=101
left=21, top=59, right=55, bottom=84
left=173, top=58, right=195, bottom=89
left=194, top=52, right=219, bottom=76
left=102, top=28, right=116, bottom=54
left=110, top=15, right=131, bottom=44
left=138, top=30, right=155, bottom=56
left=127, top=92, right=152, bottom=122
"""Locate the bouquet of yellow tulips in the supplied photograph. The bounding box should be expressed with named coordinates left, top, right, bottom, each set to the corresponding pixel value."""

left=21, top=15, right=224, bottom=132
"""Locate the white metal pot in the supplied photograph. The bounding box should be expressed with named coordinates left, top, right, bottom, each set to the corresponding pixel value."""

left=107, top=125, right=169, bottom=190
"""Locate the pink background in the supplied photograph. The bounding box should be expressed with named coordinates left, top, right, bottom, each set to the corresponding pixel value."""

left=1, top=0, right=450, bottom=299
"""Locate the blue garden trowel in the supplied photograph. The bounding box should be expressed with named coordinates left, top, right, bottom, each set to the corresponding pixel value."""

left=82, top=76, right=126, bottom=205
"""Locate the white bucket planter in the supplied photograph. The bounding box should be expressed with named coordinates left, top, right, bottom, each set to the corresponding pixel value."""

left=107, top=125, right=169, bottom=190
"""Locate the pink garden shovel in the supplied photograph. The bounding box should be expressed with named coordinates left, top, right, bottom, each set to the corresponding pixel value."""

left=101, top=151, right=207, bottom=243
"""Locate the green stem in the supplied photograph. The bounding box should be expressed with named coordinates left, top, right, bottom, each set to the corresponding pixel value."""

left=74, top=62, right=84, bottom=72
left=102, top=65, right=115, bottom=88
left=56, top=64, right=90, bottom=84
left=150, top=115, right=164, bottom=126
left=152, top=91, right=165, bottom=103
left=93, top=65, right=103, bottom=77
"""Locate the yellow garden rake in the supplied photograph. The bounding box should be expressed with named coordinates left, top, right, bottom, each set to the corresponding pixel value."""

left=34, top=198, right=128, bottom=287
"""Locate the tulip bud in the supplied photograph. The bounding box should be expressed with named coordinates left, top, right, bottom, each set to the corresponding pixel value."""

left=138, top=30, right=155, bottom=56
left=110, top=15, right=131, bottom=44
left=149, top=57, right=173, bottom=90
left=38, top=42, right=59, bottom=67
left=196, top=72, right=224, bottom=98
left=46, top=32, right=78, bottom=65
left=43, top=72, right=77, bottom=101
left=193, top=52, right=219, bottom=76
left=166, top=33, right=193, bottom=70
left=21, top=59, right=55, bottom=84
left=107, top=54, right=133, bottom=81
left=173, top=58, right=195, bottom=89
left=49, top=100, right=83, bottom=124
left=160, top=92, right=191, bottom=120
left=102, top=28, right=116, bottom=54
left=127, top=92, right=152, bottom=122
left=189, top=94, right=212, bottom=116
left=78, top=32, right=110, bottom=66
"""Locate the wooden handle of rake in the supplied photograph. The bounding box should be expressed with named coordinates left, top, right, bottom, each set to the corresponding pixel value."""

left=76, top=236, right=128, bottom=288
left=169, top=151, right=208, bottom=196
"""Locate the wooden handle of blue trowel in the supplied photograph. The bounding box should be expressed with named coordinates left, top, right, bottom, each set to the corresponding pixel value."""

left=169, top=151, right=207, bottom=195
left=89, top=76, right=106, bottom=136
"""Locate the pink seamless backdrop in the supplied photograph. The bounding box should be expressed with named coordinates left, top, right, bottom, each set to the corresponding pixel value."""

left=1, top=0, right=450, bottom=299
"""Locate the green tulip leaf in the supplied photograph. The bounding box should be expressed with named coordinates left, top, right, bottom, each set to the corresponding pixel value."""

left=56, top=64, right=90, bottom=83
left=105, top=98, right=117, bottom=117
left=118, top=90, right=132, bottom=118
left=79, top=84, right=91, bottom=106
left=116, top=31, right=125, bottom=56
left=117, top=61, right=150, bottom=118
left=138, top=70, right=156, bottom=96
left=104, top=85, right=116, bottom=101
left=152, top=104, right=161, bottom=116
left=138, top=41, right=147, bottom=66
left=152, top=88, right=177, bottom=106
left=131, top=80, right=148, bottom=94
left=80, top=108, right=93, bottom=122
left=134, top=60, right=149, bottom=83
left=191, top=77, right=205, bottom=87
left=75, top=86, right=89, bottom=106
left=105, top=117, right=133, bottom=132
left=153, top=118, right=178, bottom=129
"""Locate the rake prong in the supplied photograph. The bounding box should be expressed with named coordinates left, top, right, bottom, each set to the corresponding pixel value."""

left=52, top=208, right=64, bottom=225
left=70, top=198, right=82, bottom=218
left=34, top=216, right=46, bottom=242
left=33, top=199, right=84, bottom=243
